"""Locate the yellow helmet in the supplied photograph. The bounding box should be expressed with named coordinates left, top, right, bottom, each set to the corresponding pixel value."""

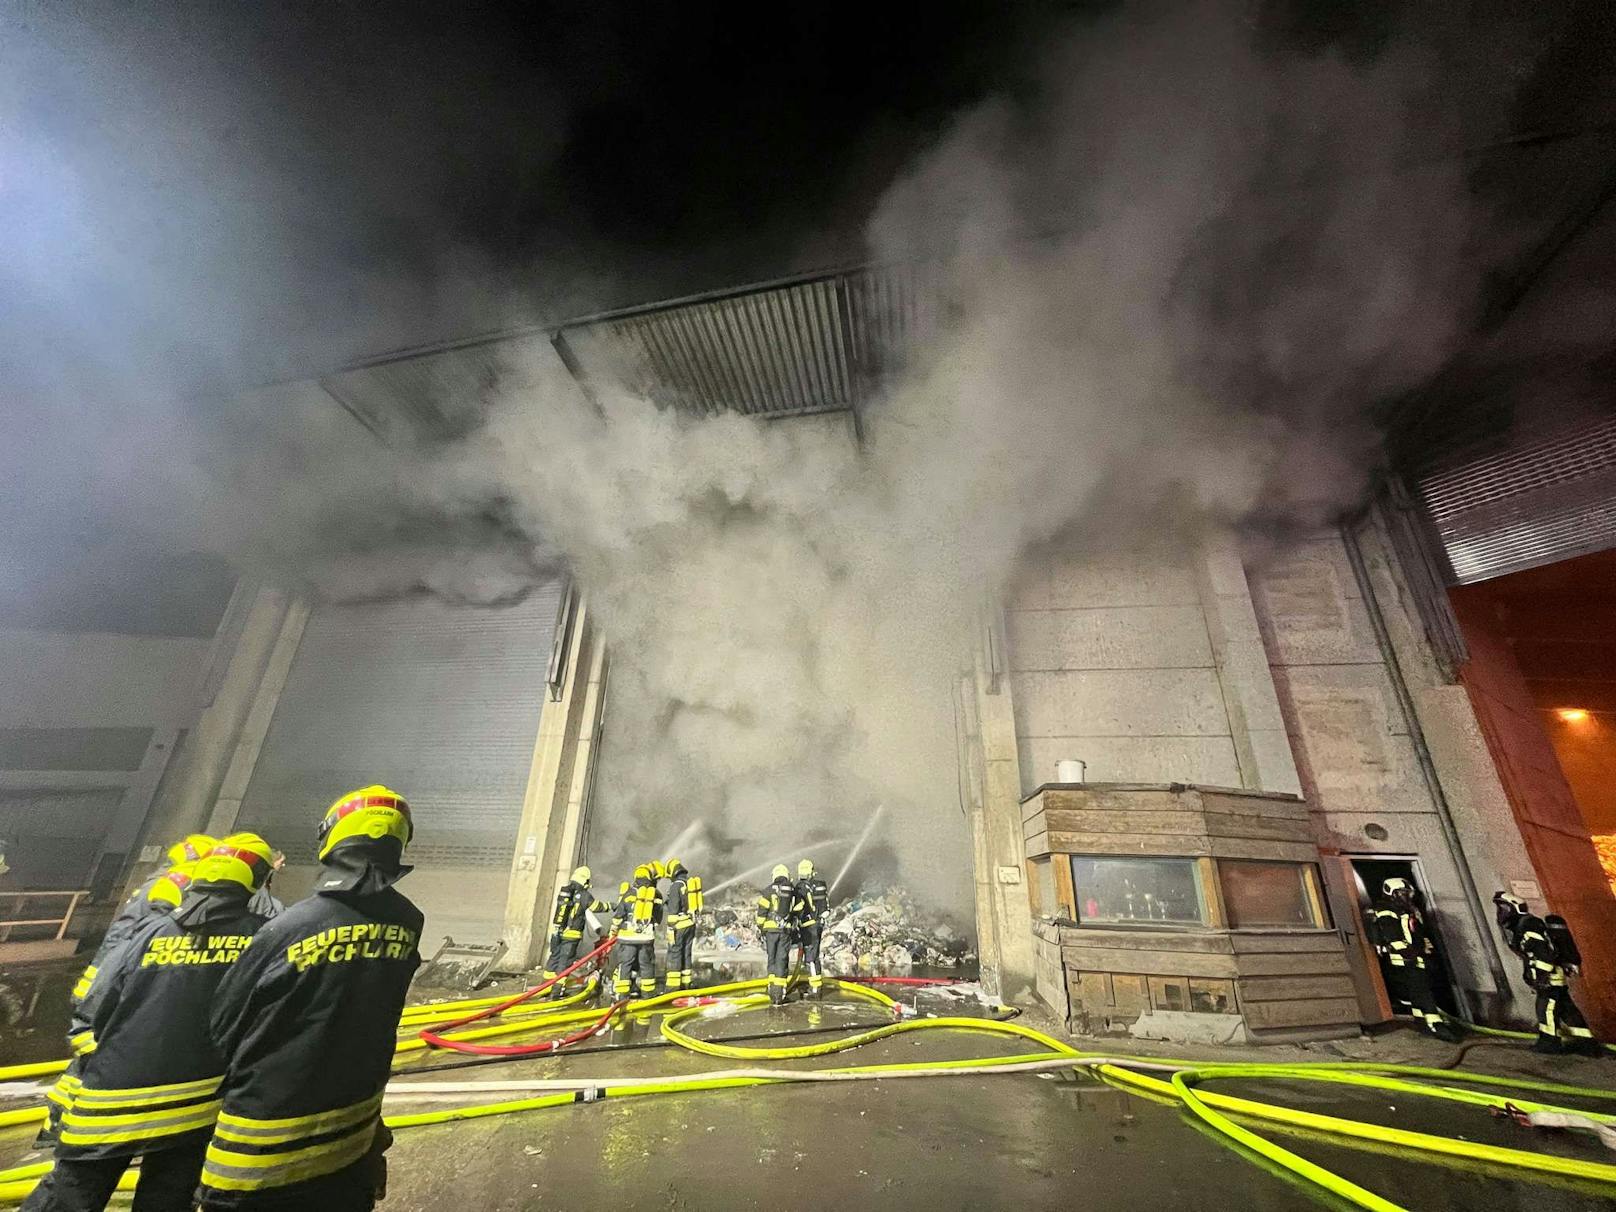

left=571, top=866, right=592, bottom=886
left=148, top=860, right=202, bottom=907
left=797, top=859, right=815, bottom=878
left=318, top=785, right=413, bottom=862
left=196, top=833, right=275, bottom=893
left=665, top=858, right=685, bottom=877
left=771, top=864, right=789, bottom=881
left=650, top=859, right=669, bottom=879
left=167, top=834, right=217, bottom=866
left=633, top=864, right=653, bottom=882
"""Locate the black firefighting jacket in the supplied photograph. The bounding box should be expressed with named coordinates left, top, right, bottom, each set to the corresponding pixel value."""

left=550, top=880, right=609, bottom=941
left=756, top=879, right=802, bottom=935
left=70, top=874, right=172, bottom=1004
left=1508, top=912, right=1569, bottom=990
left=200, top=876, right=422, bottom=1204
left=665, top=870, right=703, bottom=931
left=793, top=875, right=829, bottom=929
left=1372, top=899, right=1434, bottom=969
left=59, top=888, right=266, bottom=1160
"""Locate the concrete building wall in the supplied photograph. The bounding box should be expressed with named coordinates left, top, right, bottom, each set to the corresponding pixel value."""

left=1247, top=528, right=1525, bottom=1024
left=1007, top=550, right=1242, bottom=793
left=0, top=624, right=215, bottom=893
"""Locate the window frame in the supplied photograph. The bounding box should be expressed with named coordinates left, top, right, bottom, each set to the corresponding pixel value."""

left=1067, top=853, right=1210, bottom=929
left=1217, top=858, right=1333, bottom=932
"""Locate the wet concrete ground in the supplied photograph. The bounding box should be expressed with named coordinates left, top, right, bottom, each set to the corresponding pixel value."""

left=375, top=997, right=1616, bottom=1212
left=4, top=974, right=1613, bottom=1209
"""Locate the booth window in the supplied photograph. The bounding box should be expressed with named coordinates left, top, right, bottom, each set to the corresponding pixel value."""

left=1220, top=860, right=1328, bottom=929
left=1070, top=856, right=1205, bottom=925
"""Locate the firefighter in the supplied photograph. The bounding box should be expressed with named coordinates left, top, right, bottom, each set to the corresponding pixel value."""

left=1493, top=891, right=1602, bottom=1056
left=545, top=866, right=610, bottom=995
left=1372, top=877, right=1458, bottom=1042
left=793, top=858, right=830, bottom=997
left=662, top=858, right=703, bottom=991
left=199, top=786, right=423, bottom=1212
left=756, top=865, right=802, bottom=1006
left=38, top=836, right=216, bottom=1147
left=609, top=880, right=631, bottom=938
left=22, top=834, right=273, bottom=1212
left=614, top=864, right=660, bottom=999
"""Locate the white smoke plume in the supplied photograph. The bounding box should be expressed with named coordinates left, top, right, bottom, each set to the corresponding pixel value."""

left=406, top=5, right=1494, bottom=911
left=4, top=4, right=1521, bottom=919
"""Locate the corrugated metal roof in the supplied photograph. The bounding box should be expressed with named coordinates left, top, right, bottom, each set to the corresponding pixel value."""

left=318, top=335, right=549, bottom=442
left=309, top=263, right=939, bottom=442
left=552, top=261, right=938, bottom=425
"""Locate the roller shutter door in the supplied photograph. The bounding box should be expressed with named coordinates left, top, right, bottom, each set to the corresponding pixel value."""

left=237, top=586, right=560, bottom=948
left=1407, top=409, right=1616, bottom=585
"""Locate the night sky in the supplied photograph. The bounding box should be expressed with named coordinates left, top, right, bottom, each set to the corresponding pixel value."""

left=2, top=1, right=1612, bottom=393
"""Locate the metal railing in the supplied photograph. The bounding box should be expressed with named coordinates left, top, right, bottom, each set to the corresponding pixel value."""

left=0, top=889, right=90, bottom=943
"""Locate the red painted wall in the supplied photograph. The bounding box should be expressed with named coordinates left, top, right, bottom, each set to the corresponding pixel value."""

left=1451, top=589, right=1616, bottom=1035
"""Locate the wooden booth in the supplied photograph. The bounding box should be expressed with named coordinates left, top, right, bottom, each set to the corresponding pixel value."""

left=1024, top=783, right=1359, bottom=1043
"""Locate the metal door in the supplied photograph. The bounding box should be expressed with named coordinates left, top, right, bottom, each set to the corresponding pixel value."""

left=236, top=586, right=561, bottom=948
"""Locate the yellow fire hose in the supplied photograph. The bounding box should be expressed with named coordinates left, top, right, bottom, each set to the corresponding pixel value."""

left=4, top=980, right=1614, bottom=1209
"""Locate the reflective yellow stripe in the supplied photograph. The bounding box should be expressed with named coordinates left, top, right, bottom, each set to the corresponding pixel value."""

left=68, top=1031, right=97, bottom=1057
left=61, top=1102, right=222, bottom=1146
left=72, top=966, right=97, bottom=1000
left=45, top=1076, right=79, bottom=1110
left=203, top=1121, right=375, bottom=1191
left=214, top=1093, right=383, bottom=1140
left=74, top=1076, right=223, bottom=1107
left=66, top=1098, right=223, bottom=1128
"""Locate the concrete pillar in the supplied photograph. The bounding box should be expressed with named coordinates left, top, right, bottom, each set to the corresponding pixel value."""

left=1197, top=537, right=1302, bottom=796
left=500, top=597, right=606, bottom=970
left=968, top=612, right=1037, bottom=1001
left=204, top=598, right=309, bottom=837
left=124, top=585, right=307, bottom=894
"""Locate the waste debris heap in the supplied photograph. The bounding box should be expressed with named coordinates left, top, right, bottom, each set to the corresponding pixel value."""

left=702, top=885, right=976, bottom=972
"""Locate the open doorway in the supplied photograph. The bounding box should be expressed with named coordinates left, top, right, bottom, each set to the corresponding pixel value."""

left=1346, top=857, right=1462, bottom=1021
left=1449, top=548, right=1616, bottom=1032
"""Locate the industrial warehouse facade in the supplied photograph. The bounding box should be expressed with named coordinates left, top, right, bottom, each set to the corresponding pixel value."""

left=3, top=260, right=1614, bottom=1042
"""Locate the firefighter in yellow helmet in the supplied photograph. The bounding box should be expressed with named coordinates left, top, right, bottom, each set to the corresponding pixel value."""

left=756, top=865, right=803, bottom=1006
left=793, top=858, right=830, bottom=996
left=545, top=866, right=611, bottom=997
left=614, top=864, right=662, bottom=999
left=662, top=858, right=703, bottom=991
left=23, top=835, right=272, bottom=1212
left=37, top=835, right=218, bottom=1148
left=1372, top=877, right=1459, bottom=1042
left=199, top=787, right=422, bottom=1212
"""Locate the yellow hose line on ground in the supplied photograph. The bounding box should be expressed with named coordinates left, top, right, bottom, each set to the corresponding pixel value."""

left=6, top=987, right=1613, bottom=1210
left=0, top=1063, right=65, bottom=1084
left=1101, top=1064, right=1616, bottom=1194
left=660, top=992, right=1068, bottom=1061
left=391, top=976, right=858, bottom=1057
left=1169, top=1069, right=1405, bottom=1212
left=1445, top=1014, right=1616, bottom=1054
left=0, top=1109, right=44, bottom=1132
left=1214, top=1064, right=1616, bottom=1124
left=396, top=974, right=605, bottom=1032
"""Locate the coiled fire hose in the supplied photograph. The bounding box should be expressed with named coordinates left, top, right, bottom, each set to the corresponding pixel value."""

left=414, top=936, right=620, bottom=1056
left=3, top=976, right=1614, bottom=1209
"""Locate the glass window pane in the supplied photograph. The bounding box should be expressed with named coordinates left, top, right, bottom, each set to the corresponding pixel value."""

left=1220, top=860, right=1321, bottom=928
left=1070, top=856, right=1204, bottom=925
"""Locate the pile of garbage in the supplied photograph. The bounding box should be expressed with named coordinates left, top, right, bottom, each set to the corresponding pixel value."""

left=702, top=885, right=976, bottom=972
